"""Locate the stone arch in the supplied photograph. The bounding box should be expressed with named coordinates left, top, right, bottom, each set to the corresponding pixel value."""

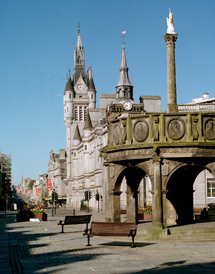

left=166, top=163, right=206, bottom=225
left=109, top=163, right=147, bottom=223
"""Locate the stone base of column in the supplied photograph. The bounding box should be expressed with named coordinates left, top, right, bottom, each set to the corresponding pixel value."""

left=167, top=104, right=178, bottom=113
left=152, top=220, right=163, bottom=229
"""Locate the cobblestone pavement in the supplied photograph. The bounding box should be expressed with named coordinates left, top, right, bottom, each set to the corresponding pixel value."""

left=1, top=209, right=215, bottom=274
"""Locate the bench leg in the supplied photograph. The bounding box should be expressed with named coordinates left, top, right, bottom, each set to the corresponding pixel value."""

left=131, top=235, right=136, bottom=248
left=86, top=235, right=92, bottom=246
left=62, top=225, right=64, bottom=233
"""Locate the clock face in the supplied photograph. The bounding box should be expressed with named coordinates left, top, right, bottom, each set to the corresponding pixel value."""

left=77, top=84, right=84, bottom=91
left=123, top=101, right=132, bottom=110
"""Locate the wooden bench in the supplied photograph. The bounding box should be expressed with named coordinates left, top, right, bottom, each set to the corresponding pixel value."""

left=84, top=222, right=137, bottom=248
left=58, top=215, right=92, bottom=233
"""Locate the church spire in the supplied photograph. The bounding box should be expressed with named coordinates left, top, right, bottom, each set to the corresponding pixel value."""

left=72, top=25, right=87, bottom=85
left=116, top=40, right=133, bottom=102
left=76, top=24, right=82, bottom=48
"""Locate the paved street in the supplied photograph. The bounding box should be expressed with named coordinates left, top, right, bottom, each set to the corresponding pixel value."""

left=1, top=208, right=215, bottom=274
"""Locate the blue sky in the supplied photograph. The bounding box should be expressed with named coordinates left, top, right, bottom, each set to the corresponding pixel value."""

left=1, top=0, right=215, bottom=186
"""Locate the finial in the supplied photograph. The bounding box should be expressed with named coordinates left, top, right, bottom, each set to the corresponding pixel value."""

left=121, top=31, right=126, bottom=45
left=78, top=22, right=80, bottom=33
left=66, top=68, right=71, bottom=78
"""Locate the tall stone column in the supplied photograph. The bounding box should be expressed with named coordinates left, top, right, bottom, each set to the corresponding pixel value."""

left=153, top=158, right=163, bottom=228
left=164, top=34, right=178, bottom=113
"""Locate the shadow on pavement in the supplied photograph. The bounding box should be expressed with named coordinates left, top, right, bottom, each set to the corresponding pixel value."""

left=129, top=260, right=215, bottom=274
left=100, top=241, right=155, bottom=248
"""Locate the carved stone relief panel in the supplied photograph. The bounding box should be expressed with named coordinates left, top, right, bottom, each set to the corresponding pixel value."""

left=106, top=148, right=154, bottom=161
left=148, top=159, right=154, bottom=176
left=113, top=124, right=121, bottom=145
left=204, top=119, right=215, bottom=140
left=133, top=120, right=149, bottom=142
left=160, top=147, right=215, bottom=156
left=162, top=159, right=169, bottom=176
left=192, top=117, right=199, bottom=141
left=167, top=118, right=185, bottom=140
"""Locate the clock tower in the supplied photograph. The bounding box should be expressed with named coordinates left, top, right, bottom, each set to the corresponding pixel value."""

left=107, top=40, right=144, bottom=121
left=63, top=28, right=97, bottom=186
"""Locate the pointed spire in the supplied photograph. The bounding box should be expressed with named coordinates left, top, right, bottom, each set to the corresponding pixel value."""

left=73, top=125, right=82, bottom=140
left=116, top=41, right=133, bottom=87
left=64, top=73, right=74, bottom=95
left=77, top=24, right=82, bottom=48
left=73, top=26, right=87, bottom=85
left=115, top=41, right=134, bottom=102
left=84, top=112, right=93, bottom=129
left=88, top=67, right=96, bottom=91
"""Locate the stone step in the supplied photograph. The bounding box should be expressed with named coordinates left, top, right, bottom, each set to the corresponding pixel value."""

left=136, top=227, right=215, bottom=241
left=168, top=227, right=215, bottom=235
left=166, top=233, right=215, bottom=241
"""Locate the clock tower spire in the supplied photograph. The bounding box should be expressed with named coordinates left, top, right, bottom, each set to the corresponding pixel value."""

left=72, top=26, right=87, bottom=86
left=116, top=39, right=134, bottom=102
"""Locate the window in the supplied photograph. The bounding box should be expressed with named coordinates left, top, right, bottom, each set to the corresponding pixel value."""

left=69, top=94, right=71, bottom=99
left=79, top=106, right=83, bottom=121
left=207, top=179, right=215, bottom=197
left=84, top=106, right=87, bottom=120
left=91, top=94, right=93, bottom=99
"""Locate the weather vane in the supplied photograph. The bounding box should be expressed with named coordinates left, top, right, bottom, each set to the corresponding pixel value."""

left=78, top=22, right=80, bottom=32
left=121, top=31, right=126, bottom=43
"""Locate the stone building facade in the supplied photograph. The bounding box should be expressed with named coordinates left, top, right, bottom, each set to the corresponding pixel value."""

left=47, top=149, right=67, bottom=206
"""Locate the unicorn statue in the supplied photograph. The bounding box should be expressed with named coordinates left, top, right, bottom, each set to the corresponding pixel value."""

left=166, top=8, right=175, bottom=34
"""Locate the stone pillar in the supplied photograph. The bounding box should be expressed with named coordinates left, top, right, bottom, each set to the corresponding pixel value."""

left=153, top=158, right=163, bottom=228
left=113, top=191, right=121, bottom=222
left=126, top=185, right=136, bottom=222
left=163, top=34, right=178, bottom=113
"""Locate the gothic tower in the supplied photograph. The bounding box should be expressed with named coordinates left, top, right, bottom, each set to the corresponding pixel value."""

left=63, top=28, right=97, bottom=202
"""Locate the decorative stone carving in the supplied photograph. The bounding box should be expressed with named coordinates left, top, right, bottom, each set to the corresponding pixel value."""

left=193, top=117, right=199, bottom=141
left=148, top=160, right=154, bottom=176
left=160, top=147, right=215, bottom=155
left=113, top=124, right=121, bottom=145
left=133, top=120, right=149, bottom=142
left=106, top=148, right=154, bottom=161
left=162, top=159, right=169, bottom=176
left=110, top=163, right=115, bottom=178
left=154, top=117, right=159, bottom=141
left=167, top=118, right=185, bottom=140
left=204, top=119, right=215, bottom=140
left=122, top=120, right=127, bottom=144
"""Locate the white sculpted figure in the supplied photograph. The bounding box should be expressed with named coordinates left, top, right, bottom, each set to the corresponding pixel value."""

left=166, top=8, right=175, bottom=34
